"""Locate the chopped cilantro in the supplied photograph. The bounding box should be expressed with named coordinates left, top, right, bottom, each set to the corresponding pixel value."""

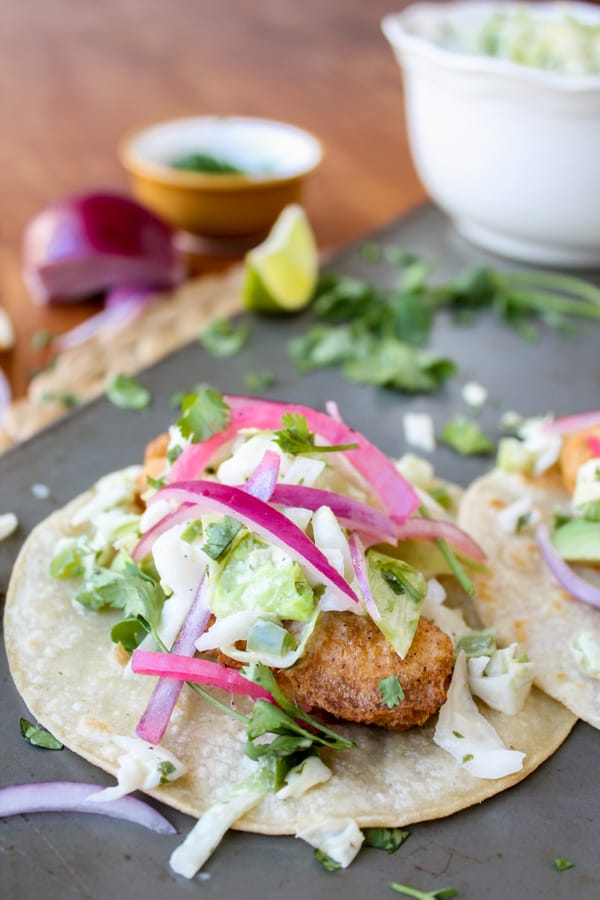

left=553, top=858, right=574, bottom=871
left=440, top=416, right=494, bottom=456
left=75, top=560, right=166, bottom=645
left=462, top=754, right=474, bottom=764
left=380, top=563, right=424, bottom=603
left=181, top=519, right=203, bottom=544
left=452, top=730, right=464, bottom=739
left=243, top=371, right=275, bottom=392
left=200, top=318, right=250, bottom=358
left=167, top=445, right=183, bottom=464
left=378, top=675, right=405, bottom=708
left=157, top=760, right=176, bottom=784
left=201, top=516, right=242, bottom=559
left=315, top=850, right=342, bottom=872
left=516, top=512, right=532, bottom=532
left=19, top=718, right=63, bottom=751
left=177, top=386, right=230, bottom=443
left=274, top=412, right=358, bottom=456
left=389, top=884, right=459, bottom=899
left=146, top=474, right=166, bottom=490
left=40, top=390, right=80, bottom=408
left=364, top=828, right=410, bottom=853
left=106, top=373, right=151, bottom=411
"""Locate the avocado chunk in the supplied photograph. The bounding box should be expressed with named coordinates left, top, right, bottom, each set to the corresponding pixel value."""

left=552, top=519, right=600, bottom=563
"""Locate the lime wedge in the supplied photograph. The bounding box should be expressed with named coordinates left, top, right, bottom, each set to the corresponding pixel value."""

left=243, top=205, right=318, bottom=314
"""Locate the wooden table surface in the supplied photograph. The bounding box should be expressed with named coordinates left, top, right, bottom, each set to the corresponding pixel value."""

left=0, top=0, right=428, bottom=400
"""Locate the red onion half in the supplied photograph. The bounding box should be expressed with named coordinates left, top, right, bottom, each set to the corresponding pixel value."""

left=23, top=192, right=183, bottom=304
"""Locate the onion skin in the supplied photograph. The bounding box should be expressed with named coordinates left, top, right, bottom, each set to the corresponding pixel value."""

left=0, top=781, right=177, bottom=834
left=23, top=191, right=184, bottom=304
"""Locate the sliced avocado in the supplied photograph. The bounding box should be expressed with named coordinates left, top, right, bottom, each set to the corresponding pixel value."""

left=366, top=551, right=427, bottom=658
left=552, top=519, right=600, bottom=563
left=211, top=534, right=315, bottom=621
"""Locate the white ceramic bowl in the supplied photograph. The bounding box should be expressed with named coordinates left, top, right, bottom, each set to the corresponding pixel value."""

left=382, top=2, right=600, bottom=267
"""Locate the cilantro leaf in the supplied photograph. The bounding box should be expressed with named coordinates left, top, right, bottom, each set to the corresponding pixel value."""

left=315, top=850, right=342, bottom=872
left=177, top=386, right=230, bottom=443
left=20, top=718, right=63, bottom=750
left=110, top=618, right=148, bottom=652
left=75, top=560, right=166, bottom=643
left=553, top=858, right=574, bottom=871
left=41, top=390, right=80, bottom=408
left=274, top=412, right=358, bottom=455
left=378, top=675, right=405, bottom=709
left=200, top=318, right=250, bottom=358
left=201, top=516, right=242, bottom=559
left=364, top=827, right=410, bottom=853
left=440, top=415, right=494, bottom=456
left=106, top=373, right=151, bottom=411
left=343, top=339, right=456, bottom=393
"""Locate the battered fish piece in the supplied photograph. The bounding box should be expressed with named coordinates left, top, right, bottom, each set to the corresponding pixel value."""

left=275, top=612, right=453, bottom=731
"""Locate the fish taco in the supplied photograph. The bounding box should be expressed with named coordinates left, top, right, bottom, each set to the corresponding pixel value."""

left=459, top=410, right=600, bottom=730
left=4, top=392, right=575, bottom=876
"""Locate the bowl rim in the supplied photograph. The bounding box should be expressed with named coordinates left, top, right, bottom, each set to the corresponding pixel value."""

left=118, top=115, right=324, bottom=190
left=382, top=1, right=600, bottom=93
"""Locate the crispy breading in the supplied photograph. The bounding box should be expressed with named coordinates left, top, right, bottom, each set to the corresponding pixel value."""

left=560, top=425, right=600, bottom=494
left=275, top=612, right=453, bottom=731
left=137, top=432, right=169, bottom=493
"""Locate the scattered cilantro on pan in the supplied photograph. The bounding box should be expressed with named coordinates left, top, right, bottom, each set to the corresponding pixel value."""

left=177, top=386, right=230, bottom=443
left=439, top=416, right=494, bottom=456
left=378, top=675, right=405, bottom=709
left=274, top=412, right=358, bottom=455
left=389, top=884, right=459, bottom=899
left=106, top=373, right=151, bottom=411
left=19, top=718, right=63, bottom=750
left=200, top=318, right=250, bottom=357
left=553, top=858, right=574, bottom=871
left=364, top=828, right=410, bottom=853
left=243, top=371, right=275, bottom=392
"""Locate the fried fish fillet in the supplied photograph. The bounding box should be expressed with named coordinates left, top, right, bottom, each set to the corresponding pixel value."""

left=274, top=612, right=453, bottom=731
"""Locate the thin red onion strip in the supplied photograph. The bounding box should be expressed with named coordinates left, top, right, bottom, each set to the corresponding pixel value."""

left=349, top=533, right=381, bottom=621
left=537, top=523, right=600, bottom=610
left=395, top=517, right=486, bottom=562
left=543, top=410, right=600, bottom=435
left=132, top=651, right=274, bottom=701
left=270, top=484, right=397, bottom=543
left=169, top=395, right=419, bottom=520
left=143, top=481, right=359, bottom=606
left=587, top=435, right=600, bottom=456
left=135, top=578, right=210, bottom=745
left=135, top=451, right=280, bottom=744
left=0, top=782, right=177, bottom=834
